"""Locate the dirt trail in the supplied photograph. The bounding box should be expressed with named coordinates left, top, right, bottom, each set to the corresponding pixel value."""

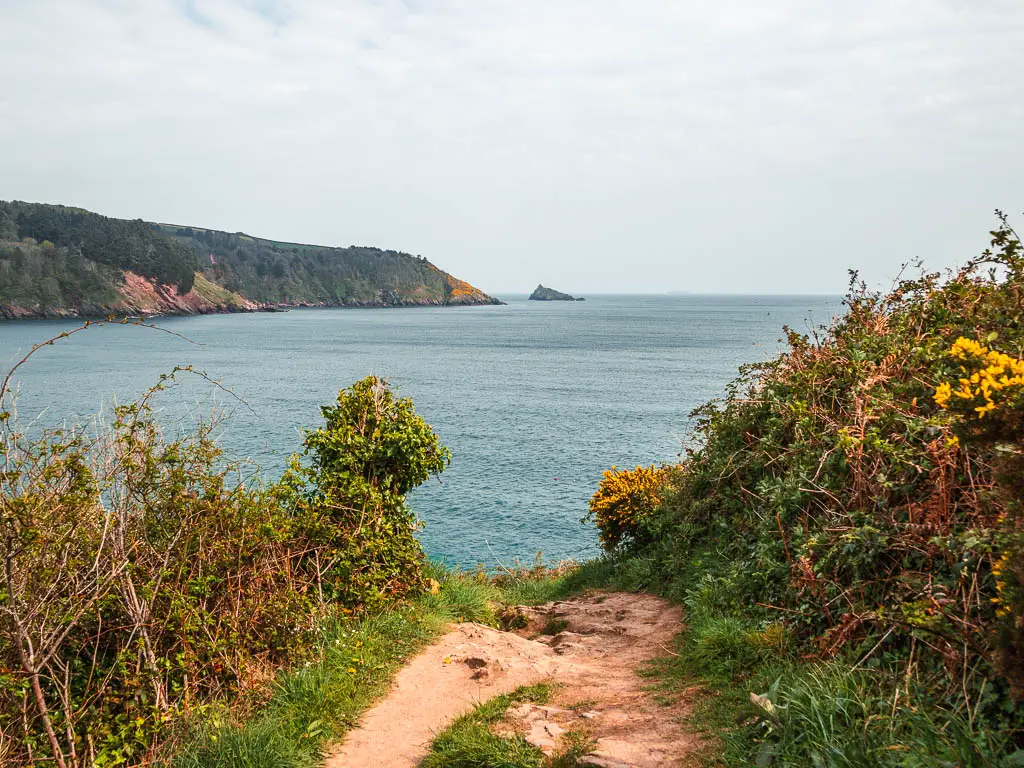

left=325, top=592, right=704, bottom=768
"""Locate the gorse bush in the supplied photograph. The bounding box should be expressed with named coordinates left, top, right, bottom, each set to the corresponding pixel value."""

left=932, top=329, right=1024, bottom=700
left=613, top=214, right=1024, bottom=759
left=587, top=464, right=669, bottom=549
left=0, top=339, right=447, bottom=767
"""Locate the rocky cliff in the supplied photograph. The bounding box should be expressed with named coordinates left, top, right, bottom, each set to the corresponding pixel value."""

left=528, top=284, right=584, bottom=301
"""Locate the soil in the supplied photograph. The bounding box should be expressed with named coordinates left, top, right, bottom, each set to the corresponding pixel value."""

left=324, top=591, right=706, bottom=767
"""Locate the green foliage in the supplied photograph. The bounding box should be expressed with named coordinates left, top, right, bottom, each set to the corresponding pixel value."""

left=639, top=553, right=1024, bottom=767
left=159, top=222, right=496, bottom=306
left=1, top=200, right=196, bottom=293
left=0, top=331, right=450, bottom=767
left=620, top=214, right=1024, bottom=763
left=0, top=200, right=499, bottom=318
left=0, top=240, right=121, bottom=313
left=285, top=375, right=451, bottom=609
left=0, top=382, right=311, bottom=767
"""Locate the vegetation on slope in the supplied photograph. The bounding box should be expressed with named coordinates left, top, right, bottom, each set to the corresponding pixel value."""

left=0, top=238, right=122, bottom=317
left=1, top=201, right=196, bottom=294
left=589, top=214, right=1024, bottom=765
left=0, top=343, right=451, bottom=766
left=0, top=201, right=500, bottom=318
left=160, top=223, right=500, bottom=307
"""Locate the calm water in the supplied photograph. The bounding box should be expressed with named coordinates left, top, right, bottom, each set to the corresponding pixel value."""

left=0, top=295, right=838, bottom=567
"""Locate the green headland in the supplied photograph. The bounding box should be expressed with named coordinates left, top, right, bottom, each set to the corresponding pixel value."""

left=0, top=200, right=502, bottom=319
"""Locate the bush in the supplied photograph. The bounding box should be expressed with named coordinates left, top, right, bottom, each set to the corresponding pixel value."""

left=587, top=464, right=669, bottom=549
left=0, top=388, right=308, bottom=766
left=0, top=347, right=448, bottom=766
left=284, top=375, right=451, bottom=610
left=622, top=213, right=1024, bottom=753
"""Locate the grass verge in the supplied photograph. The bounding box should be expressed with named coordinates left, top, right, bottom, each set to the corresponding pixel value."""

left=170, top=559, right=613, bottom=768
left=421, top=684, right=554, bottom=768
left=635, top=554, right=1024, bottom=768
left=172, top=604, right=447, bottom=768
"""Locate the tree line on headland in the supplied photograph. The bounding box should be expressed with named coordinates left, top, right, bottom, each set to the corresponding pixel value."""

left=0, top=201, right=501, bottom=319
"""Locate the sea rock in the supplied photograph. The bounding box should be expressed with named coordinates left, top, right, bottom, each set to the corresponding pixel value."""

left=529, top=284, right=584, bottom=301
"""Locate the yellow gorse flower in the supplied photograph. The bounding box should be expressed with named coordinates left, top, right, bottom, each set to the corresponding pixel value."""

left=991, top=551, right=1012, bottom=619
left=934, top=336, right=1024, bottom=418
left=589, top=464, right=669, bottom=549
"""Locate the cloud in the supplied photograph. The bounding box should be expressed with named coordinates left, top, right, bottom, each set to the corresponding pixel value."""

left=0, top=0, right=1021, bottom=293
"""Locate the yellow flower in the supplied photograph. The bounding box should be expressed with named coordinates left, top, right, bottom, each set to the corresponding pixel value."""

left=974, top=400, right=997, bottom=417
left=935, top=335, right=1024, bottom=420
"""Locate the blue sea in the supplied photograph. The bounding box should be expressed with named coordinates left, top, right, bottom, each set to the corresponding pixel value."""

left=0, top=295, right=839, bottom=567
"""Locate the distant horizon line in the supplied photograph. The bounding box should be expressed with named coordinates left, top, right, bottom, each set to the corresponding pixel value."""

left=487, top=291, right=844, bottom=298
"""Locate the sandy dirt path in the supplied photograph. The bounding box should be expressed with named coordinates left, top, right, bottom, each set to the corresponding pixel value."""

left=324, top=592, right=704, bottom=768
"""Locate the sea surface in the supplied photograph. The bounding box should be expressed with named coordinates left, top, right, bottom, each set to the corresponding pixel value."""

left=0, top=295, right=839, bottom=567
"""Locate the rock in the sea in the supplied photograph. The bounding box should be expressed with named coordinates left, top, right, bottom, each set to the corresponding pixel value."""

left=529, top=284, right=584, bottom=301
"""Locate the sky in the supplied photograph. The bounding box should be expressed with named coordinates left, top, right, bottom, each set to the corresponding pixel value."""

left=0, top=0, right=1022, bottom=295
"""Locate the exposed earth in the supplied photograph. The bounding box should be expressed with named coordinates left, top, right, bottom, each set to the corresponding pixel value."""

left=325, top=592, right=705, bottom=767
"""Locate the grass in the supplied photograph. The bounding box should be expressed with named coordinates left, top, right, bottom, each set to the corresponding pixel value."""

left=172, top=601, right=447, bottom=768
left=170, top=560, right=615, bottom=768
left=421, top=684, right=554, bottom=768
left=633, top=553, right=1024, bottom=768
left=190, top=272, right=249, bottom=307
left=421, top=563, right=503, bottom=625
left=421, top=684, right=594, bottom=768
left=492, top=556, right=632, bottom=606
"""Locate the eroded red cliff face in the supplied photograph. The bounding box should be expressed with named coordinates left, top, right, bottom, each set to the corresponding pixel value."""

left=0, top=269, right=502, bottom=320
left=119, top=272, right=257, bottom=315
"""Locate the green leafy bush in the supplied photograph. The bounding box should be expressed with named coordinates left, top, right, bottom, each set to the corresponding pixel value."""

left=618, top=214, right=1024, bottom=757
left=0, top=345, right=448, bottom=766
left=283, top=375, right=451, bottom=609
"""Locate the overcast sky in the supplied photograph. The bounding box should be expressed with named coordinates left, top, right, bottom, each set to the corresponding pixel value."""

left=1, top=0, right=1022, bottom=294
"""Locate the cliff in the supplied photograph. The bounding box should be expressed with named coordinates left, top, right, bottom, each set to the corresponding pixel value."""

left=0, top=201, right=502, bottom=319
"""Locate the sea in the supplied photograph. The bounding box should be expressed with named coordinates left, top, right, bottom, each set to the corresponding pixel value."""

left=0, top=294, right=839, bottom=568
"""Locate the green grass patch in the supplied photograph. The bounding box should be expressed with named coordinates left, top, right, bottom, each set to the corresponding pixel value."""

left=492, top=556, right=637, bottom=606
left=422, top=563, right=502, bottom=625
left=421, top=683, right=596, bottom=768
left=172, top=600, right=447, bottom=768
left=421, top=684, right=554, bottom=768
